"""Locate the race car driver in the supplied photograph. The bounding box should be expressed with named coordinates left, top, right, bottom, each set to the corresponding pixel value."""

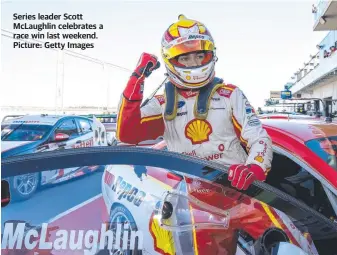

left=117, top=14, right=273, bottom=190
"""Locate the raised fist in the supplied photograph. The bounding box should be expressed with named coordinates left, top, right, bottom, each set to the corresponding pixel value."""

left=133, top=53, right=160, bottom=78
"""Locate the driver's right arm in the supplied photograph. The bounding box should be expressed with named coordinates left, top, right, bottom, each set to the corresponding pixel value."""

left=116, top=53, right=165, bottom=144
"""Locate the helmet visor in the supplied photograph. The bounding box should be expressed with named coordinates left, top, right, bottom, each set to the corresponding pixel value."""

left=164, top=39, right=214, bottom=60
left=169, top=51, right=214, bottom=68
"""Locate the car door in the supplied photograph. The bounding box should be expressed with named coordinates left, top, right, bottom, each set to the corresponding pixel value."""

left=44, top=118, right=81, bottom=182
left=53, top=118, right=81, bottom=149
left=2, top=147, right=337, bottom=255
left=74, top=117, right=94, bottom=148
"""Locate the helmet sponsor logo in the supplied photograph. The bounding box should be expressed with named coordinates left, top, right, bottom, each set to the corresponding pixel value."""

left=176, top=36, right=188, bottom=43
left=192, top=74, right=207, bottom=80
left=188, top=34, right=205, bottom=40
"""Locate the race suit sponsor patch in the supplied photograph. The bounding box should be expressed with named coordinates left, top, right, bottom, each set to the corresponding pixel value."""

left=177, top=111, right=187, bottom=116
left=217, top=88, right=232, bottom=97
left=248, top=119, right=260, bottom=126
left=182, top=150, right=224, bottom=161
left=185, top=119, right=212, bottom=144
left=177, top=100, right=186, bottom=108
left=154, top=95, right=165, bottom=105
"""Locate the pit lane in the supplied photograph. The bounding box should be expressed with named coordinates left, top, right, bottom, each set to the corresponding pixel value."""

left=1, top=171, right=106, bottom=227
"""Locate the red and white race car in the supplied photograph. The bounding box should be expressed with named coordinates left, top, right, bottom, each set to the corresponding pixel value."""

left=102, top=118, right=337, bottom=255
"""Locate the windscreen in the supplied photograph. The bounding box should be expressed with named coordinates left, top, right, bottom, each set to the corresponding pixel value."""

left=306, top=136, right=337, bottom=170
left=1, top=124, right=53, bottom=141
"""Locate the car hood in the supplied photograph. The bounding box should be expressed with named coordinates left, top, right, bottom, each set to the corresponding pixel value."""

left=1, top=141, right=40, bottom=157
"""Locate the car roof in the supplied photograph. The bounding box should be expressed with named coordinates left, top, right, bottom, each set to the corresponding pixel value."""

left=261, top=118, right=337, bottom=142
left=259, top=113, right=317, bottom=119
left=1, top=114, right=75, bottom=126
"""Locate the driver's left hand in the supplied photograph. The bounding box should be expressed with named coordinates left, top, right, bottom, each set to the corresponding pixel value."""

left=228, top=164, right=266, bottom=190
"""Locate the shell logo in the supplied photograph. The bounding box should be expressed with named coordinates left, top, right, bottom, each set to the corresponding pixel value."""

left=254, top=155, right=264, bottom=163
left=149, top=216, right=175, bottom=255
left=185, top=119, right=212, bottom=144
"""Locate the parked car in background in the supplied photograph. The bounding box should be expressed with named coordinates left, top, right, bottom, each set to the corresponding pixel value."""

left=1, top=114, right=107, bottom=200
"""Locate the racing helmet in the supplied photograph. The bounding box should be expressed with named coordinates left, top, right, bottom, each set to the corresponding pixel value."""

left=161, top=15, right=217, bottom=89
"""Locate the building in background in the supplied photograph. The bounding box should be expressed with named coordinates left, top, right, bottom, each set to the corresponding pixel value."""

left=266, top=1, right=337, bottom=116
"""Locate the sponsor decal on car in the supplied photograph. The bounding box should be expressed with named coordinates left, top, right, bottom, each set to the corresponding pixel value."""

left=149, top=215, right=175, bottom=255
left=72, top=138, right=94, bottom=148
left=12, top=120, right=40, bottom=123
left=107, top=173, right=146, bottom=207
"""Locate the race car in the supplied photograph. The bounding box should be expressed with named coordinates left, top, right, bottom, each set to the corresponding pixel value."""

left=5, top=146, right=335, bottom=255
left=1, top=114, right=107, bottom=201
left=101, top=118, right=337, bottom=255
left=80, top=113, right=164, bottom=147
left=258, top=112, right=319, bottom=120
left=80, top=114, right=118, bottom=146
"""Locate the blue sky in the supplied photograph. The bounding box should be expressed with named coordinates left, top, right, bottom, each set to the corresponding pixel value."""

left=1, top=0, right=326, bottom=109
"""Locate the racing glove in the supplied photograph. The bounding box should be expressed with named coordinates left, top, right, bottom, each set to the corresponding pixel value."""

left=228, top=164, right=266, bottom=190
left=123, top=53, right=160, bottom=101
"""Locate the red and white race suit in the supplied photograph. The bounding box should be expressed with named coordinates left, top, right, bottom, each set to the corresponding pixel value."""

left=117, top=79, right=273, bottom=173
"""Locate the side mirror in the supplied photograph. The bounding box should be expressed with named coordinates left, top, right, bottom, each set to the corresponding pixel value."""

left=53, top=133, right=70, bottom=142
left=2, top=180, right=10, bottom=207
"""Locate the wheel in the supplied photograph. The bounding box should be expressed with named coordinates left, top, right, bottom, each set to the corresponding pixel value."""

left=9, top=172, right=40, bottom=201
left=106, top=204, right=143, bottom=255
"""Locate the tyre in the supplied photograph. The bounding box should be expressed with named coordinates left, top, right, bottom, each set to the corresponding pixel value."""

left=99, top=204, right=143, bottom=255
left=9, top=172, right=40, bottom=201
